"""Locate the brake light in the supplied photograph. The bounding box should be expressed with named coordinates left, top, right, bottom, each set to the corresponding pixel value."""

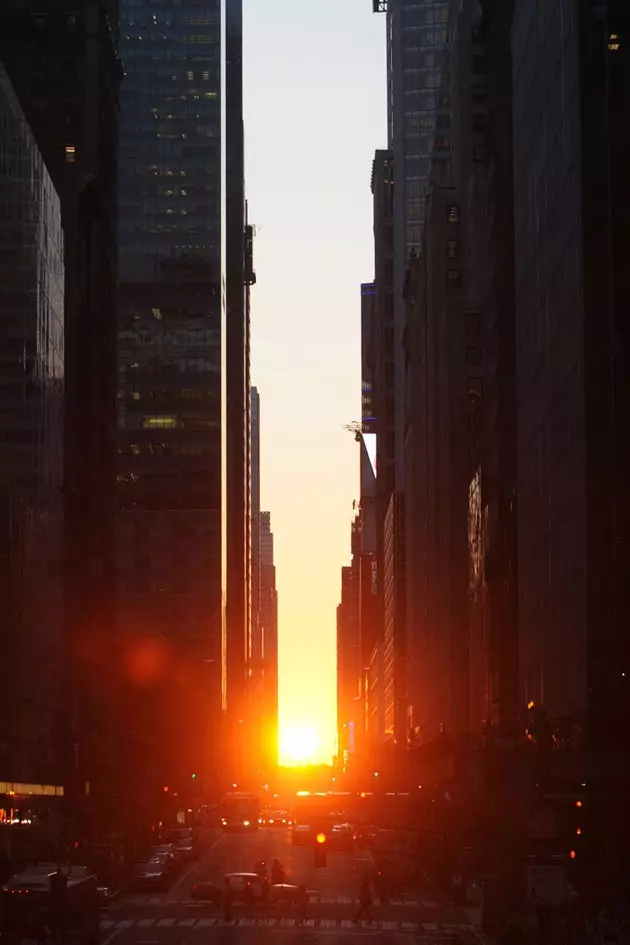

left=192, top=884, right=198, bottom=893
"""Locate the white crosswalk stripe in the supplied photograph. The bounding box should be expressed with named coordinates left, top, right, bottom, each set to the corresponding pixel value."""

left=99, top=915, right=473, bottom=934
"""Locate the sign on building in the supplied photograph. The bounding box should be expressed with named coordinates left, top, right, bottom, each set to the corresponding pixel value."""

left=525, top=864, right=566, bottom=906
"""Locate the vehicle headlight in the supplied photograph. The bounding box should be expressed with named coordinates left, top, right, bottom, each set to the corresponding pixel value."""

left=243, top=820, right=250, bottom=826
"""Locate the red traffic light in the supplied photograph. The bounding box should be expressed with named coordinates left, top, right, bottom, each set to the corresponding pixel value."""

left=316, top=832, right=327, bottom=844
left=163, top=786, right=169, bottom=793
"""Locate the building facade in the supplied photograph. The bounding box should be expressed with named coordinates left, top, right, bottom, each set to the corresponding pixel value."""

left=512, top=0, right=630, bottom=751
left=259, top=511, right=278, bottom=772
left=117, top=0, right=229, bottom=797
left=0, top=0, right=122, bottom=829
left=336, top=518, right=362, bottom=773
left=0, top=62, right=65, bottom=789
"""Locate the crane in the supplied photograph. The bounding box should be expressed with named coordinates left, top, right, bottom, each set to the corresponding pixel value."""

left=344, top=421, right=364, bottom=443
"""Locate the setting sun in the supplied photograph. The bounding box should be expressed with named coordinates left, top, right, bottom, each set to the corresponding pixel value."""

left=279, top=725, right=320, bottom=766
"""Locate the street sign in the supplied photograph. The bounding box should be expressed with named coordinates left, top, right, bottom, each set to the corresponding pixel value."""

left=525, top=864, right=566, bottom=906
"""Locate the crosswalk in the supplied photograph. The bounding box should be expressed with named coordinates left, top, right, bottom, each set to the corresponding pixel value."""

left=100, top=916, right=473, bottom=934
left=120, top=895, right=438, bottom=908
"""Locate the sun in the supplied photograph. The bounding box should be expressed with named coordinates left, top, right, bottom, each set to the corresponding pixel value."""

left=280, top=725, right=318, bottom=766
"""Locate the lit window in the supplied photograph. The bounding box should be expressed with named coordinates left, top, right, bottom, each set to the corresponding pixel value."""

left=447, top=204, right=460, bottom=224
left=608, top=35, right=620, bottom=51
left=142, top=415, right=179, bottom=430
left=447, top=268, right=462, bottom=287
left=65, top=145, right=76, bottom=163
left=131, top=392, right=140, bottom=401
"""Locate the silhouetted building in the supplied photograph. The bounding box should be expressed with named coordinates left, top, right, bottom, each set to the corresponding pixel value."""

left=250, top=387, right=261, bottom=669
left=450, top=0, right=518, bottom=736
left=375, top=0, right=451, bottom=485
left=0, top=63, right=65, bottom=789
left=116, top=0, right=231, bottom=798
left=512, top=0, right=630, bottom=753
left=336, top=518, right=361, bottom=771
left=0, top=0, right=122, bottom=829
left=226, top=1, right=253, bottom=773
left=404, top=186, right=470, bottom=744
left=383, top=491, right=405, bottom=744
left=259, top=511, right=278, bottom=772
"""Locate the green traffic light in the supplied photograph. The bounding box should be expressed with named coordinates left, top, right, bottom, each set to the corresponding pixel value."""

left=191, top=773, right=197, bottom=779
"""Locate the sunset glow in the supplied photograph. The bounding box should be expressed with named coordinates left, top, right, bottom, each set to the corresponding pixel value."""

left=279, top=725, right=320, bottom=766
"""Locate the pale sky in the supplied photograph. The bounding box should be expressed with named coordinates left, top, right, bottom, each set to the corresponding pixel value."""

left=243, top=0, right=386, bottom=764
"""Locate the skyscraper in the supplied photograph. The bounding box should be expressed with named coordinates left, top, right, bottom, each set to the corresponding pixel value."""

left=259, top=511, right=278, bottom=771
left=116, top=0, right=247, bottom=794
left=375, top=0, right=451, bottom=485
left=0, top=0, right=122, bottom=830
left=512, top=0, right=630, bottom=751
left=0, top=62, right=65, bottom=790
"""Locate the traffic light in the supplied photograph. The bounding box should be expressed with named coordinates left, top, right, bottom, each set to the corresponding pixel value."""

left=191, top=773, right=197, bottom=780
left=314, top=832, right=327, bottom=867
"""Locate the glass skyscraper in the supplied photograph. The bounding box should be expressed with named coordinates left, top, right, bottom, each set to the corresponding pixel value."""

left=116, top=0, right=231, bottom=789
left=0, top=62, right=65, bottom=785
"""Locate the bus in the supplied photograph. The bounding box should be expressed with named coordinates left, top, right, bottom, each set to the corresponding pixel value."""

left=219, top=792, right=259, bottom=831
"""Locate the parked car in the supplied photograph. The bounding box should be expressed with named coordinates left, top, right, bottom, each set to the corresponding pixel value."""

left=150, top=844, right=179, bottom=873
left=174, top=836, right=198, bottom=861
left=291, top=824, right=312, bottom=845
left=191, top=880, right=222, bottom=905
left=329, top=824, right=355, bottom=851
left=269, top=883, right=301, bottom=903
left=130, top=860, right=169, bottom=891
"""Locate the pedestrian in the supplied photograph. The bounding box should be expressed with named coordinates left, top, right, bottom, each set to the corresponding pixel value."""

left=354, top=873, right=373, bottom=924
left=222, top=884, right=233, bottom=923
left=297, top=884, right=308, bottom=927
left=49, top=866, right=68, bottom=943
left=243, top=880, right=254, bottom=915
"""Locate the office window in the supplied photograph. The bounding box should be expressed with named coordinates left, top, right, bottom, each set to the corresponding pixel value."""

left=466, top=347, right=482, bottom=366
left=446, top=239, right=459, bottom=259
left=447, top=269, right=462, bottom=288
left=447, top=204, right=460, bottom=224
left=465, top=313, right=482, bottom=339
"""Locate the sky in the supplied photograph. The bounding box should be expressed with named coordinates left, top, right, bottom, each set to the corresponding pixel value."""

left=243, top=0, right=387, bottom=765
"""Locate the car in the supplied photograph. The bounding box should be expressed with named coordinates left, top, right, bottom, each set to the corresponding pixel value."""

left=263, top=810, right=291, bottom=827
left=224, top=872, right=264, bottom=902
left=173, top=837, right=198, bottom=861
left=269, top=883, right=301, bottom=903
left=329, top=823, right=355, bottom=851
left=130, top=860, right=169, bottom=891
left=291, top=824, right=312, bottom=845
left=191, top=880, right=223, bottom=905
left=150, top=844, right=179, bottom=873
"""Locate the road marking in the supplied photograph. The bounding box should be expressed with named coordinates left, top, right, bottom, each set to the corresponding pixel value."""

left=321, top=919, right=336, bottom=928
left=422, top=901, right=439, bottom=908
left=279, top=918, right=296, bottom=927
left=115, top=920, right=134, bottom=930
left=237, top=918, right=256, bottom=926
left=338, top=896, right=352, bottom=904
left=402, top=922, right=419, bottom=930
left=321, top=896, right=335, bottom=903
left=166, top=831, right=224, bottom=900
left=308, top=894, right=318, bottom=903
left=155, top=918, right=175, bottom=927
left=341, top=920, right=355, bottom=928
left=302, top=919, right=315, bottom=928
left=423, top=922, right=439, bottom=931
left=381, top=921, right=398, bottom=930
left=100, top=921, right=116, bottom=930
left=177, top=918, right=196, bottom=927
left=137, top=919, right=155, bottom=928
left=196, top=918, right=216, bottom=927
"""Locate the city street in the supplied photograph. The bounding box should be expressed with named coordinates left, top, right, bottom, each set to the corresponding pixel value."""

left=101, top=828, right=476, bottom=945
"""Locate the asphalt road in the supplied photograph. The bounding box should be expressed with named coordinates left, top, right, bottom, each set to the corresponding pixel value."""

left=101, top=827, right=476, bottom=945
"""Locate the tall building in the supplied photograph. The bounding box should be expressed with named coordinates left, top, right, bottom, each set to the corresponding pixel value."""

left=0, top=62, right=65, bottom=792
left=0, top=0, right=122, bottom=831
left=511, top=0, right=630, bottom=752
left=404, top=186, right=470, bottom=744
left=250, top=387, right=261, bottom=669
left=116, top=0, right=247, bottom=797
left=259, top=511, right=278, bottom=772
left=375, top=0, right=451, bottom=485
left=455, top=0, right=518, bottom=735
left=225, top=0, right=253, bottom=773
left=336, top=517, right=362, bottom=773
